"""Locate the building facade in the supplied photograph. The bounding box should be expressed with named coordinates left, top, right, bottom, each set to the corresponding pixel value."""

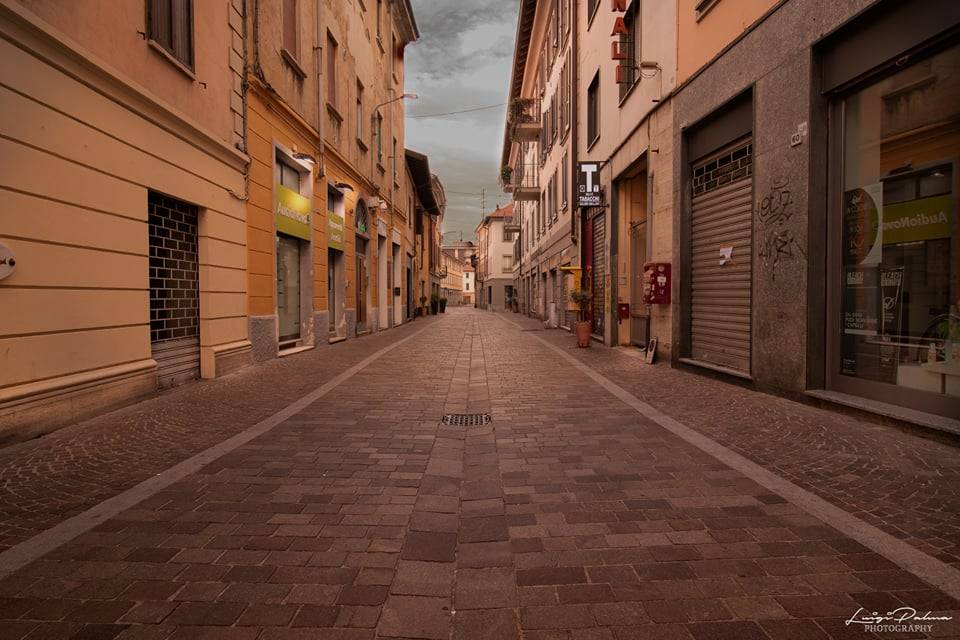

left=576, top=0, right=678, bottom=351
left=670, top=0, right=960, bottom=424
left=463, top=264, right=476, bottom=305
left=503, top=0, right=577, bottom=327
left=0, top=0, right=251, bottom=442
left=476, top=204, right=516, bottom=311
left=246, top=0, right=419, bottom=362
left=441, top=250, right=465, bottom=306
left=406, top=150, right=445, bottom=314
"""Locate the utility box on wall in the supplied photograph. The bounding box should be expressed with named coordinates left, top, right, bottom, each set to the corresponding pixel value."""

left=642, top=262, right=671, bottom=305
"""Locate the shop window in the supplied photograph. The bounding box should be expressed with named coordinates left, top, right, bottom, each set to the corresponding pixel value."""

left=837, top=42, right=959, bottom=409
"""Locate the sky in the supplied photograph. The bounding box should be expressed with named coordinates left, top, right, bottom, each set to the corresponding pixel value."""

left=405, top=0, right=520, bottom=243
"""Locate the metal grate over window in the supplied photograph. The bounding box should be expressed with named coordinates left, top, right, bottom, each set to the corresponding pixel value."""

left=441, top=414, right=492, bottom=427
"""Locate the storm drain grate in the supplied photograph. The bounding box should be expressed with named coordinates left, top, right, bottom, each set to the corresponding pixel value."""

left=441, top=413, right=491, bottom=427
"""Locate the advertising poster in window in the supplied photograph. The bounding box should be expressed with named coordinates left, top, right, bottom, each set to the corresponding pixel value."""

left=327, top=209, right=345, bottom=252
left=275, top=185, right=312, bottom=241
left=878, top=267, right=904, bottom=384
left=843, top=183, right=883, bottom=266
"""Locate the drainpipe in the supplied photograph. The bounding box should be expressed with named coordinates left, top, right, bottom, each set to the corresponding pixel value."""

left=315, top=0, right=325, bottom=177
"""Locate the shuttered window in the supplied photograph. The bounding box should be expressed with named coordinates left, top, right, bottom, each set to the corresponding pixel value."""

left=148, top=0, right=193, bottom=69
left=283, top=0, right=298, bottom=56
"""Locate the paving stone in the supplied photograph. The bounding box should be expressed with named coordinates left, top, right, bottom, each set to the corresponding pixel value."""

left=400, top=531, right=457, bottom=563
left=455, top=568, right=516, bottom=609
left=517, top=567, right=588, bottom=586
left=164, top=602, right=245, bottom=626
left=377, top=595, right=450, bottom=639
left=392, top=560, right=453, bottom=596
left=459, top=516, right=509, bottom=543
left=452, top=608, right=519, bottom=640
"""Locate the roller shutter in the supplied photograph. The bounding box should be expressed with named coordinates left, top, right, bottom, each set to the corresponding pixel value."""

left=689, top=140, right=753, bottom=373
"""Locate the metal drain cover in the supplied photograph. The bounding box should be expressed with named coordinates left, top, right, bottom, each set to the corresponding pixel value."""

left=441, top=413, right=491, bottom=427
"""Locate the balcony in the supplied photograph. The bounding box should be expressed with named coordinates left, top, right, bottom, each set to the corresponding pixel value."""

left=509, top=97, right=541, bottom=142
left=501, top=162, right=539, bottom=202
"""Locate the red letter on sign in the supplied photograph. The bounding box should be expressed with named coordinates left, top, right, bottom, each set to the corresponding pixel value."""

left=616, top=64, right=624, bottom=83
left=611, top=41, right=626, bottom=60
left=611, top=16, right=628, bottom=36
left=611, top=0, right=627, bottom=11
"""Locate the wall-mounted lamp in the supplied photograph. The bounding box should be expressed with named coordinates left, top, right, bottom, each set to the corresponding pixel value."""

left=293, top=152, right=316, bottom=165
left=639, top=61, right=661, bottom=71
left=334, top=182, right=354, bottom=192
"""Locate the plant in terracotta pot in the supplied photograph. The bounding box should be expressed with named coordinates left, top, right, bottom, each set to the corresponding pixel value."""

left=499, top=165, right=513, bottom=185
left=570, top=289, right=592, bottom=348
left=430, top=293, right=441, bottom=315
left=419, top=295, right=428, bottom=317
left=439, top=297, right=447, bottom=313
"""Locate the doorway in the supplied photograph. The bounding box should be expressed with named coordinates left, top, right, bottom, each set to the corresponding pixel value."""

left=148, top=192, right=200, bottom=388
left=277, top=234, right=301, bottom=345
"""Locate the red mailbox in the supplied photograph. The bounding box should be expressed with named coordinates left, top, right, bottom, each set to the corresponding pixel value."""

left=642, top=262, right=671, bottom=304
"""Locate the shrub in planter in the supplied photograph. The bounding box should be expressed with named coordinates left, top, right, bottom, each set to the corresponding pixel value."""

left=439, top=297, right=447, bottom=313
left=430, top=293, right=441, bottom=315
left=569, top=289, right=592, bottom=348
left=419, top=295, right=428, bottom=317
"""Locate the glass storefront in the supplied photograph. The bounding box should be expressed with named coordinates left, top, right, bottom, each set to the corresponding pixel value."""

left=276, top=234, right=301, bottom=343
left=837, top=42, right=959, bottom=413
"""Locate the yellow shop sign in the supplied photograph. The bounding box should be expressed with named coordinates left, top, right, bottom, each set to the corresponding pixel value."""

left=275, top=184, right=312, bottom=241
left=882, top=195, right=951, bottom=245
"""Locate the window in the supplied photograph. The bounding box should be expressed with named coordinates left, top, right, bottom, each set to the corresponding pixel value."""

left=504, top=255, right=513, bottom=269
left=561, top=153, right=568, bottom=210
left=587, top=71, right=600, bottom=146
left=356, top=81, right=364, bottom=141
left=392, top=137, right=398, bottom=182
left=376, top=0, right=383, bottom=40
left=278, top=156, right=301, bottom=192
left=833, top=42, right=960, bottom=416
left=695, top=0, right=721, bottom=20
left=392, top=33, right=399, bottom=80
left=553, top=170, right=559, bottom=219
left=148, top=0, right=194, bottom=69
left=587, top=0, right=599, bottom=25
left=376, top=113, right=384, bottom=165
left=326, top=33, right=338, bottom=108
left=619, top=1, right=640, bottom=101
left=282, top=0, right=297, bottom=56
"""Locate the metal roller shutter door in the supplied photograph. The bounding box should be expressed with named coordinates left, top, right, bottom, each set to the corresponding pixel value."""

left=690, top=142, right=753, bottom=373
left=591, top=214, right=605, bottom=336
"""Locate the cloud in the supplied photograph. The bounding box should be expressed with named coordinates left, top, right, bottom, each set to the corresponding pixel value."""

left=405, top=0, right=519, bottom=241
left=407, top=0, right=520, bottom=78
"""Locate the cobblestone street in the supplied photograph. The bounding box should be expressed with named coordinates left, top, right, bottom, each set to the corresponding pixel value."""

left=0, top=308, right=959, bottom=640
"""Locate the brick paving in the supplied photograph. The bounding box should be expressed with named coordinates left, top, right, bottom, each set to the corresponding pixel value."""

left=0, top=316, right=439, bottom=552
left=501, top=311, right=960, bottom=571
left=0, top=308, right=958, bottom=639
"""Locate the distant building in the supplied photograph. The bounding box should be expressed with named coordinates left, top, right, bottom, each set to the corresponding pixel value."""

left=476, top=204, right=516, bottom=311
left=441, top=250, right=466, bottom=305
left=463, top=264, right=476, bottom=306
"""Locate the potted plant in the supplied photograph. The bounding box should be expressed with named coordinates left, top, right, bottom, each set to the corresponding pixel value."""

left=419, top=295, right=428, bottom=317
left=570, top=289, right=592, bottom=348
left=439, top=297, right=447, bottom=313
left=500, top=165, right=513, bottom=185
left=430, top=293, right=441, bottom=315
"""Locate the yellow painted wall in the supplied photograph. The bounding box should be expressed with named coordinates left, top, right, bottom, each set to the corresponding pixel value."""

left=677, top=0, right=779, bottom=83
left=0, top=2, right=248, bottom=413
